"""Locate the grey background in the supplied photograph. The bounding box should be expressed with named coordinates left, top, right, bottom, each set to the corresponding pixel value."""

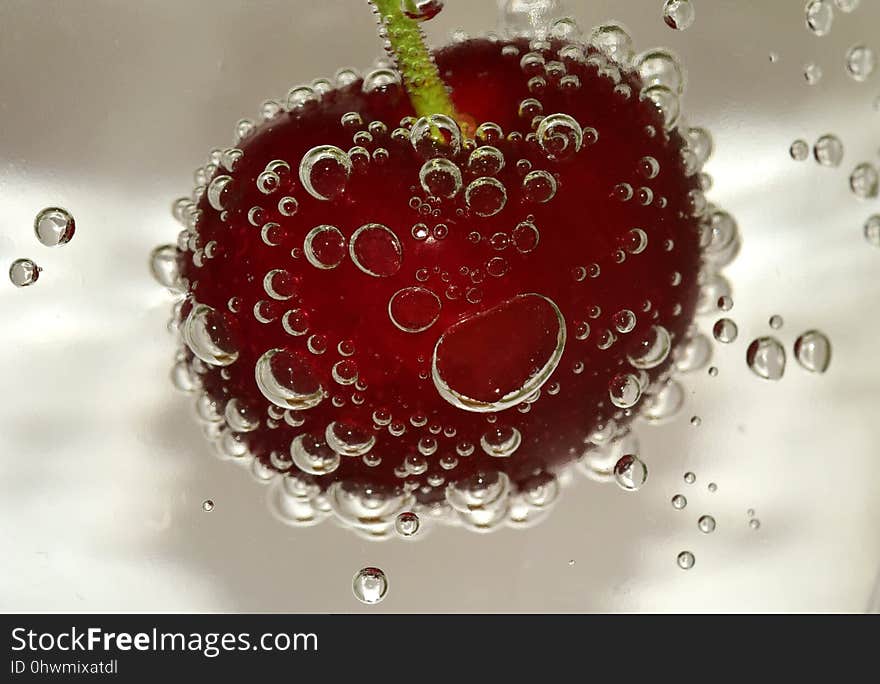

left=1, top=0, right=878, bottom=612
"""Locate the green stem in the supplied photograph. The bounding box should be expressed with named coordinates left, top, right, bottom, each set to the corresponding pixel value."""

left=368, top=0, right=459, bottom=121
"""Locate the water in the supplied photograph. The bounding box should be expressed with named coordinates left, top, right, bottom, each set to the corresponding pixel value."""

left=4, top=0, right=880, bottom=614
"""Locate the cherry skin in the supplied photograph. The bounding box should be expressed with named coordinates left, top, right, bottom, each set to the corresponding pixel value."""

left=177, top=37, right=703, bottom=507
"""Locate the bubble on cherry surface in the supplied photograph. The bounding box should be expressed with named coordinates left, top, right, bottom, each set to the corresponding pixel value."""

left=465, top=177, right=508, bottom=217
left=206, top=175, right=233, bottom=211
left=662, top=0, right=695, bottom=31
left=712, top=318, right=738, bottom=344
left=845, top=44, right=876, bottom=82
left=150, top=245, right=180, bottom=289
left=641, top=379, right=685, bottom=423
left=746, top=336, right=786, bottom=380
left=849, top=163, right=879, bottom=199
left=512, top=220, right=540, bottom=253
left=183, top=304, right=239, bottom=367
left=388, top=286, right=441, bottom=333
left=419, top=158, right=463, bottom=198
left=640, top=85, right=681, bottom=130
left=304, top=225, right=346, bottom=270
left=395, top=511, right=420, bottom=537
left=627, top=325, right=672, bottom=369
left=33, top=207, right=75, bottom=247
left=410, top=114, right=462, bottom=159
left=468, top=146, right=505, bottom=176
left=794, top=330, right=832, bottom=373
left=813, top=134, right=844, bottom=167
left=224, top=398, right=260, bottom=433
left=804, top=62, right=823, bottom=85
left=400, top=0, right=443, bottom=22
left=608, top=372, right=642, bottom=409
left=590, top=23, right=635, bottom=65
left=349, top=224, right=402, bottom=278
left=202, top=500, right=214, bottom=512
left=805, top=0, right=833, bottom=37
left=432, top=293, right=566, bottom=412
left=299, top=145, right=351, bottom=201
left=613, top=454, right=648, bottom=491
left=522, top=170, right=558, bottom=203
left=290, top=434, right=341, bottom=476
left=536, top=113, right=582, bottom=160
left=698, top=515, right=716, bottom=534
left=255, top=348, right=324, bottom=410
left=864, top=215, right=880, bottom=247
left=325, top=421, right=376, bottom=458
left=352, top=567, right=388, bottom=605
left=637, top=50, right=684, bottom=94
left=480, top=425, right=522, bottom=458
left=790, top=140, right=809, bottom=161
left=672, top=494, right=687, bottom=510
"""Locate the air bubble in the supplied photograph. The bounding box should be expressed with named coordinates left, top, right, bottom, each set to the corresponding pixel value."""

left=663, top=0, right=695, bottom=31
left=684, top=471, right=696, bottom=484
left=255, top=349, right=324, bottom=410
left=641, top=86, right=680, bottom=130
left=608, top=373, right=642, bottom=409
left=813, top=134, right=843, bottom=167
left=290, top=434, right=340, bottom=475
left=352, top=567, right=388, bottom=605
left=804, top=62, right=823, bottom=85
left=432, top=294, right=565, bottom=412
left=864, top=215, right=880, bottom=247
left=850, top=163, right=879, bottom=199
left=627, top=325, right=672, bottom=369
left=613, top=454, right=648, bottom=491
left=388, top=287, right=441, bottom=333
left=304, top=225, right=346, bottom=269
left=512, top=221, right=540, bottom=253
left=769, top=314, right=784, bottom=329
left=202, top=500, right=214, bottom=512
left=410, top=114, right=462, bottom=159
left=183, top=304, right=239, bottom=367
left=613, top=310, right=637, bottom=334
left=362, top=68, right=401, bottom=95
left=713, top=318, right=738, bottom=343
left=325, top=421, right=375, bottom=458
left=9, top=258, right=40, bottom=287
left=522, top=170, right=558, bottom=203
left=589, top=23, right=634, bottom=65
left=805, top=0, right=833, bottom=37
left=794, top=330, right=832, bottom=373
left=746, top=337, right=786, bottom=380
left=845, top=44, right=876, bottom=81
left=480, top=425, right=522, bottom=458
left=206, top=175, right=233, bottom=211
left=419, top=158, right=463, bottom=198
left=672, top=494, right=687, bottom=510
left=395, top=511, right=420, bottom=537
left=33, top=207, right=75, bottom=246
left=677, top=551, right=695, bottom=570
left=790, top=140, right=809, bottom=161
left=536, top=113, right=582, bottom=160
left=698, top=515, right=716, bottom=534
left=468, top=146, right=505, bottom=176
left=636, top=50, right=684, bottom=94
left=349, top=224, right=402, bottom=277
left=150, top=245, right=180, bottom=289
left=299, top=145, right=352, bottom=200
left=466, top=177, right=508, bottom=217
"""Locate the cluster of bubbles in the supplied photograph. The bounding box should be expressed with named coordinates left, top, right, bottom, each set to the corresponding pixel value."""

left=802, top=1, right=877, bottom=85
left=8, top=207, right=75, bottom=287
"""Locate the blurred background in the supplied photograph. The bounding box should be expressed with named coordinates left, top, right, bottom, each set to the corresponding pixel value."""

left=0, top=0, right=878, bottom=612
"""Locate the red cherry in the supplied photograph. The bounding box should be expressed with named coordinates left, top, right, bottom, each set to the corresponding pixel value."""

left=170, top=37, right=704, bottom=529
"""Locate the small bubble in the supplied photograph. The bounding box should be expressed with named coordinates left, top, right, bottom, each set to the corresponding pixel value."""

left=698, top=515, right=716, bottom=533
left=813, top=134, right=844, bottom=167
left=395, top=511, right=420, bottom=538
left=349, top=224, right=402, bottom=277
left=718, top=295, right=733, bottom=311
left=684, top=471, right=696, bottom=484
left=713, top=318, right=738, bottom=344
left=536, top=113, right=582, bottom=160
left=183, top=304, right=239, bottom=366
left=522, top=170, right=558, bottom=203
left=769, top=52, right=779, bottom=63
left=708, top=366, right=719, bottom=377
left=749, top=518, right=762, bottom=530
left=400, top=0, right=443, bottom=22
left=299, top=145, right=352, bottom=201
left=690, top=416, right=702, bottom=427
left=466, top=177, right=507, bottom=217
left=419, top=158, right=463, bottom=198
left=845, top=44, right=876, bottom=82
left=663, top=0, right=695, bottom=31
left=608, top=373, right=642, bottom=408
left=805, top=0, right=833, bottom=37
left=304, top=225, right=346, bottom=270
left=850, top=162, right=879, bottom=199
left=150, top=245, right=180, bottom=289
left=34, top=207, right=75, bottom=246
left=864, top=214, right=880, bottom=247
left=804, top=62, right=823, bottom=85
left=202, top=499, right=214, bottom=512
left=388, top=287, right=441, bottom=333
left=671, top=494, right=687, bottom=510
left=747, top=336, right=786, bottom=380
left=769, top=315, right=784, bottom=329
left=677, top=551, right=695, bottom=570
left=790, top=140, right=810, bottom=161
left=352, top=567, right=388, bottom=605
left=410, top=114, right=462, bottom=159
left=794, top=330, right=832, bottom=373
left=614, top=454, right=648, bottom=491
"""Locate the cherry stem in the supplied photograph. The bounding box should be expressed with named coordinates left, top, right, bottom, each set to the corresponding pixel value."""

left=368, top=0, right=459, bottom=122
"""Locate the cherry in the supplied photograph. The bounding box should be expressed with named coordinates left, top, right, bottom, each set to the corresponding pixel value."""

left=165, top=13, right=706, bottom=532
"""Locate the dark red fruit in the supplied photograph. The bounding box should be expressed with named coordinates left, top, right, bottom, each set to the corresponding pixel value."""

left=172, top=37, right=703, bottom=524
